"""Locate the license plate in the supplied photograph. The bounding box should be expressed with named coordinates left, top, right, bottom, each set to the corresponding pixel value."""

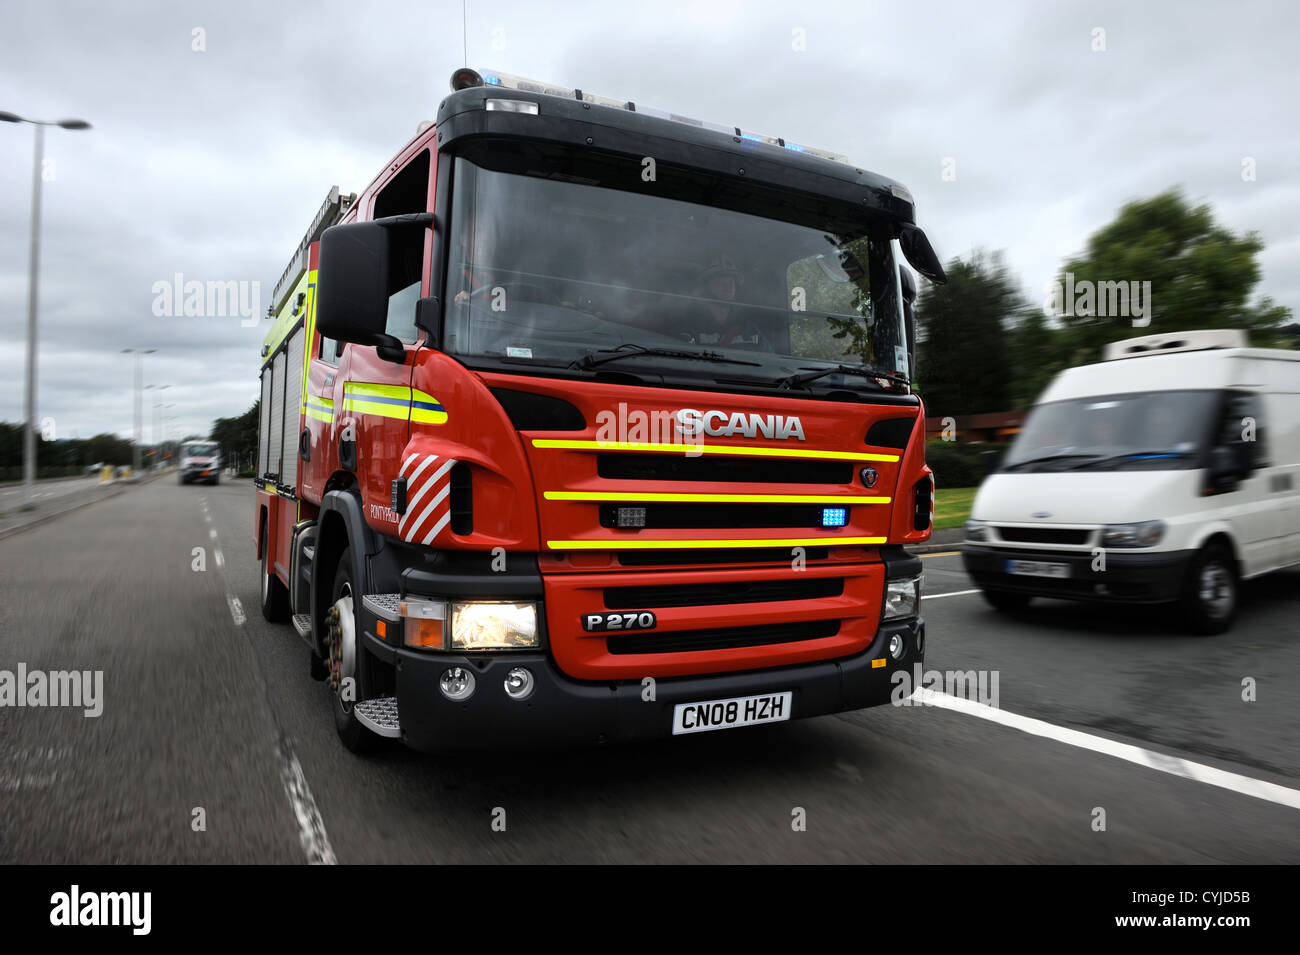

left=672, top=691, right=792, bottom=735
left=1005, top=559, right=1070, bottom=578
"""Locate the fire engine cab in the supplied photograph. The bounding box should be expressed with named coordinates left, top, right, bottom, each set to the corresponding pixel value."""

left=254, top=68, right=947, bottom=752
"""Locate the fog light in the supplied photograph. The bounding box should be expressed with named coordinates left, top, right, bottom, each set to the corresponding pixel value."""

left=439, top=666, right=476, bottom=701
left=504, top=667, right=535, bottom=700
left=888, top=633, right=905, bottom=659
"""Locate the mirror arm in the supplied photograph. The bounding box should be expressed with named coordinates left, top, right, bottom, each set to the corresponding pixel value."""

left=374, top=333, right=406, bottom=364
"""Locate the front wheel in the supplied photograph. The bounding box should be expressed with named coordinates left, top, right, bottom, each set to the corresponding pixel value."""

left=1180, top=544, right=1238, bottom=635
left=327, top=547, right=379, bottom=752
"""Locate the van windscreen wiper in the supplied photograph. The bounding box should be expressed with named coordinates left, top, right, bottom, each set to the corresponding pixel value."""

left=1064, top=449, right=1191, bottom=470
left=570, top=344, right=762, bottom=371
left=1001, top=453, right=1103, bottom=472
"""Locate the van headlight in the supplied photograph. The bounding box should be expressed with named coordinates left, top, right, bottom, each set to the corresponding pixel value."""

left=450, top=601, right=539, bottom=650
left=883, top=576, right=921, bottom=621
left=965, top=519, right=989, bottom=542
left=1101, top=520, right=1166, bottom=548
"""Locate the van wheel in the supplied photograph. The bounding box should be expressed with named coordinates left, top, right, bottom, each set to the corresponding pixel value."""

left=260, top=535, right=290, bottom=623
left=982, top=588, right=1032, bottom=612
left=1181, top=544, right=1237, bottom=635
left=327, top=547, right=378, bottom=752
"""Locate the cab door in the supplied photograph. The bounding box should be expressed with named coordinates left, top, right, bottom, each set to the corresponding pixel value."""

left=327, top=144, right=436, bottom=536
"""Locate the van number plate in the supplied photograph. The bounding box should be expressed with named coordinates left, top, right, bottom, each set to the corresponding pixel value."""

left=583, top=611, right=657, bottom=632
left=1005, top=559, right=1071, bottom=578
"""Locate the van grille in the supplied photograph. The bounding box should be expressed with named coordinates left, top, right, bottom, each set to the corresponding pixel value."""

left=996, top=527, right=1091, bottom=545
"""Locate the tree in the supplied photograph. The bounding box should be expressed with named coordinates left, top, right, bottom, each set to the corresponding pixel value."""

left=1051, top=188, right=1292, bottom=364
left=915, top=251, right=1023, bottom=416
left=209, top=400, right=260, bottom=471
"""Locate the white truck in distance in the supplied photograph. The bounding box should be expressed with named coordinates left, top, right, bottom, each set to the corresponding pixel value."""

left=179, top=441, right=221, bottom=486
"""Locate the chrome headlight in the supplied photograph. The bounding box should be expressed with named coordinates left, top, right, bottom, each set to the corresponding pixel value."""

left=883, top=576, right=921, bottom=621
left=450, top=601, right=539, bottom=650
left=965, top=519, right=989, bottom=542
left=1101, top=520, right=1166, bottom=548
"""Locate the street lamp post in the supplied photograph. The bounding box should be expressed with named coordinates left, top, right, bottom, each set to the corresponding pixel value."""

left=145, top=383, right=170, bottom=446
left=0, top=110, right=92, bottom=508
left=122, top=348, right=156, bottom=475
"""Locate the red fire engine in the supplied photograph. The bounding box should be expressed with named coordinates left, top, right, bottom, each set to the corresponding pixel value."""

left=255, top=68, right=946, bottom=752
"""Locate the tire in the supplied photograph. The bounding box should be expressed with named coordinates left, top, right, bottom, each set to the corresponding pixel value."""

left=1180, top=543, right=1238, bottom=635
left=212, top=474, right=220, bottom=486
left=327, top=547, right=378, bottom=752
left=982, top=588, right=1032, bottom=613
left=259, top=532, right=290, bottom=623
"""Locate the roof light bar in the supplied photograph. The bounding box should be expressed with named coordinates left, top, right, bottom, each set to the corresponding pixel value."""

left=449, top=67, right=850, bottom=164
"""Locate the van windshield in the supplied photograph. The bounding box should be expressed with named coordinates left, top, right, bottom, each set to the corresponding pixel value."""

left=1002, top=390, right=1217, bottom=472
left=183, top=443, right=218, bottom=457
left=440, top=143, right=910, bottom=393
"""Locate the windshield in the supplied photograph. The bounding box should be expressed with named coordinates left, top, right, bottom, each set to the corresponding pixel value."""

left=183, top=443, right=218, bottom=457
left=441, top=143, right=909, bottom=393
left=1002, top=390, right=1218, bottom=472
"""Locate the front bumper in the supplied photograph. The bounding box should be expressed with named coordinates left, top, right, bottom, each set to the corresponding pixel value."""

left=961, top=543, right=1193, bottom=603
left=364, top=616, right=924, bottom=752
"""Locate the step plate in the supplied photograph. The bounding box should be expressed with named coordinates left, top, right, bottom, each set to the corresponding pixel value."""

left=362, top=593, right=402, bottom=622
left=291, top=613, right=312, bottom=639
left=354, top=697, right=401, bottom=737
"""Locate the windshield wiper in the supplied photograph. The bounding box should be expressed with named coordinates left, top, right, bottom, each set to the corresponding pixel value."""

left=1001, top=453, right=1104, bottom=472
left=569, top=344, right=761, bottom=371
left=1064, top=449, right=1191, bottom=470
left=779, top=364, right=898, bottom=391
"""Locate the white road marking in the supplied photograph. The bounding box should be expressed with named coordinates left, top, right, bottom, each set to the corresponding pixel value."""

left=918, top=689, right=1300, bottom=812
left=921, top=588, right=980, bottom=600
left=203, top=504, right=337, bottom=864
left=278, top=741, right=337, bottom=865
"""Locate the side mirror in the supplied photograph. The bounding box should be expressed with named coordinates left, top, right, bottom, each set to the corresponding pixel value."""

left=1208, top=444, right=1246, bottom=491
left=899, top=224, right=946, bottom=285
left=316, top=213, right=434, bottom=362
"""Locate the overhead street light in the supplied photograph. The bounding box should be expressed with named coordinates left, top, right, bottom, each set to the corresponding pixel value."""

left=1, top=110, right=92, bottom=507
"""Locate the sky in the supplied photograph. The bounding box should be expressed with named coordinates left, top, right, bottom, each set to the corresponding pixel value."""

left=1, top=0, right=1297, bottom=443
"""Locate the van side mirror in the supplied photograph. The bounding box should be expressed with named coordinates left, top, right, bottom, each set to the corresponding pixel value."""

left=316, top=213, right=434, bottom=362
left=1208, top=443, right=1248, bottom=491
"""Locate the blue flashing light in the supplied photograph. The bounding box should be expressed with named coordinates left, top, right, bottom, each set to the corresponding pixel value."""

left=483, top=73, right=502, bottom=86
left=821, top=507, right=848, bottom=528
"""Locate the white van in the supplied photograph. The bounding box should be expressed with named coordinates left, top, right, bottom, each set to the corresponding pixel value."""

left=962, top=329, right=1300, bottom=633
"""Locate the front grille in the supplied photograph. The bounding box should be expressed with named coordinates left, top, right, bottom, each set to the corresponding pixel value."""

left=617, top=546, right=830, bottom=567
left=597, top=453, right=851, bottom=485
left=599, top=502, right=836, bottom=529
left=604, top=576, right=844, bottom=609
left=607, top=619, right=840, bottom=654
left=996, top=527, right=1091, bottom=545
